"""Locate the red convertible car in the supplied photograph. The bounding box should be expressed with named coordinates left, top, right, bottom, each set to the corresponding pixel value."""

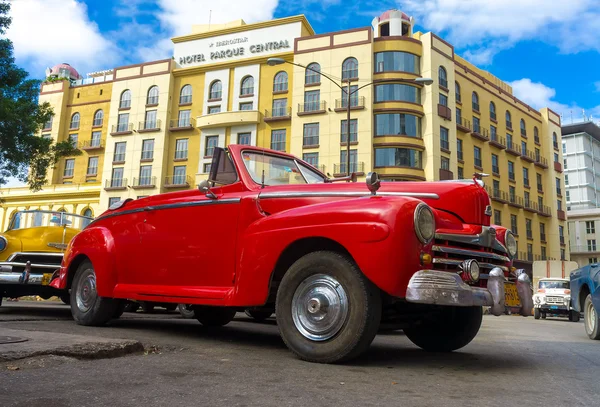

left=51, top=145, right=533, bottom=363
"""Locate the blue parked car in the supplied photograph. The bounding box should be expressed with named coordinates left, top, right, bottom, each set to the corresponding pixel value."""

left=570, top=264, right=600, bottom=340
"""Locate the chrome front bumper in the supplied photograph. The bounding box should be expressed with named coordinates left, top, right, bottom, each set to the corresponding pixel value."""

left=406, top=268, right=533, bottom=317
left=0, top=261, right=58, bottom=285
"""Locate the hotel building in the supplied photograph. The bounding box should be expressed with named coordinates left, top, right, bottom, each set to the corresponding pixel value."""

left=0, top=10, right=568, bottom=272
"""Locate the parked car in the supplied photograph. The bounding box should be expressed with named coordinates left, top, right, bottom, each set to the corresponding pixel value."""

left=570, top=264, right=600, bottom=339
left=533, top=277, right=579, bottom=321
left=0, top=210, right=93, bottom=305
left=51, top=145, right=532, bottom=363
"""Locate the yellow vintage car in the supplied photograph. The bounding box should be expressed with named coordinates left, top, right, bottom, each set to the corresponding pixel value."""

left=0, top=209, right=93, bottom=305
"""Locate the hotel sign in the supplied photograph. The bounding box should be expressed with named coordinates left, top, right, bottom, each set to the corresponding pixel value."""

left=173, top=22, right=301, bottom=67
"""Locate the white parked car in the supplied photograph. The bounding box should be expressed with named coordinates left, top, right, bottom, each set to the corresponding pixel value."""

left=533, top=278, right=580, bottom=321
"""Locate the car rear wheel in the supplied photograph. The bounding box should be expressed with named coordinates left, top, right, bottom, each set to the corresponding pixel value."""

left=534, top=308, right=541, bottom=319
left=584, top=294, right=600, bottom=340
left=178, top=304, right=196, bottom=319
left=245, top=309, right=273, bottom=322
left=195, top=306, right=237, bottom=326
left=275, top=251, right=382, bottom=364
left=569, top=310, right=580, bottom=322
left=404, top=306, right=482, bottom=352
left=71, top=261, right=118, bottom=326
left=60, top=294, right=71, bottom=305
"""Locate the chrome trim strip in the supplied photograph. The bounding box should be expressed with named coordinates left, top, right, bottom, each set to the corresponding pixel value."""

left=259, top=191, right=440, bottom=199
left=0, top=272, right=51, bottom=285
left=6, top=252, right=64, bottom=262
left=432, top=245, right=510, bottom=262
left=432, top=258, right=508, bottom=272
left=435, top=226, right=509, bottom=255
left=0, top=261, right=60, bottom=270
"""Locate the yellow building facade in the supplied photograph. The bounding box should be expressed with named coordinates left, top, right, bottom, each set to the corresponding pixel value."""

left=0, top=10, right=568, bottom=271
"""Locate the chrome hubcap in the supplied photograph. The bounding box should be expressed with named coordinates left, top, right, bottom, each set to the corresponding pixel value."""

left=76, top=270, right=97, bottom=313
left=586, top=301, right=597, bottom=335
left=291, top=274, right=348, bottom=341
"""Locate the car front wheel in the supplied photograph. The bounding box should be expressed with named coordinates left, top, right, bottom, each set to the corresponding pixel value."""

left=404, top=306, right=483, bottom=352
left=195, top=306, right=236, bottom=326
left=275, top=251, right=382, bottom=364
left=245, top=309, right=273, bottom=322
left=71, top=261, right=118, bottom=326
left=584, top=294, right=600, bottom=340
left=534, top=308, right=541, bottom=319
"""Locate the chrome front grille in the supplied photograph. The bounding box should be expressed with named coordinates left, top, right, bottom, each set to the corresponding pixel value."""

left=432, top=244, right=509, bottom=272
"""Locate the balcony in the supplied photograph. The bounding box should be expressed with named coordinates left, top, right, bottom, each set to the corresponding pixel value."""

left=557, top=210, right=566, bottom=221
left=197, top=110, right=260, bottom=129
left=298, top=101, right=326, bottom=116
left=516, top=251, right=533, bottom=263
left=571, top=245, right=600, bottom=254
left=164, top=175, right=192, bottom=189
left=456, top=117, right=471, bottom=133
left=439, top=168, right=454, bottom=180
left=334, top=96, right=366, bottom=112
left=111, top=123, right=133, bottom=135
left=521, top=149, right=536, bottom=163
left=508, top=194, right=524, bottom=208
left=484, top=186, right=508, bottom=204
left=104, top=178, right=127, bottom=191
left=437, top=104, right=451, bottom=120
left=554, top=161, right=563, bottom=172
left=489, top=134, right=506, bottom=150
left=264, top=107, right=291, bottom=122
left=538, top=205, right=552, bottom=217
left=138, top=119, right=162, bottom=133
left=524, top=199, right=536, bottom=213
left=471, top=127, right=489, bottom=142
left=132, top=176, right=156, bottom=189
left=333, top=162, right=365, bottom=176
left=169, top=118, right=196, bottom=131
left=535, top=155, right=548, bottom=169
left=80, top=139, right=104, bottom=151
left=506, top=142, right=521, bottom=156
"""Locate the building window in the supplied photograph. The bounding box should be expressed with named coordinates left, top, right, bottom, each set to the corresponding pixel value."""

left=588, top=240, right=597, bottom=252
left=493, top=180, right=500, bottom=196
left=438, top=66, right=448, bottom=88
left=565, top=174, right=569, bottom=185
left=375, top=113, right=421, bottom=138
left=273, top=71, right=288, bottom=92
left=113, top=142, right=126, bottom=162
left=439, top=93, right=448, bottom=107
left=304, top=90, right=321, bottom=111
left=342, top=57, right=358, bottom=80
left=374, top=51, right=420, bottom=74
left=175, top=139, right=188, bottom=159
left=456, top=108, right=462, bottom=124
left=240, top=76, right=254, bottom=96
left=492, top=154, right=499, bottom=174
left=87, top=156, right=98, bottom=176
left=64, top=159, right=75, bottom=177
left=473, top=116, right=480, bottom=133
left=209, top=80, right=222, bottom=99
left=508, top=161, right=515, bottom=181
left=205, top=136, right=218, bottom=157
left=117, top=113, right=129, bottom=132
left=341, top=119, right=358, bottom=143
left=455, top=81, right=461, bottom=103
left=69, top=133, right=78, bottom=149
left=208, top=106, right=221, bottom=114
left=340, top=149, right=358, bottom=173
left=272, top=99, right=287, bottom=117
left=139, top=165, right=152, bottom=185
left=558, top=199, right=562, bottom=211
left=374, top=148, right=422, bottom=168
left=587, top=221, right=596, bottom=234
left=91, top=131, right=101, bottom=147
left=494, top=210, right=502, bottom=226
left=179, top=84, right=192, bottom=104
left=111, top=167, right=124, bottom=187
left=173, top=165, right=187, bottom=185
left=589, top=258, right=598, bottom=264
left=472, top=92, right=479, bottom=111
left=120, top=89, right=131, bottom=109
left=509, top=186, right=516, bottom=202
left=520, top=119, right=526, bottom=136
left=534, top=127, right=540, bottom=143
left=303, top=153, right=319, bottom=167
left=141, top=139, right=154, bottom=160
left=458, top=167, right=464, bottom=179
left=203, top=163, right=212, bottom=173
left=511, top=215, right=518, bottom=235
left=440, top=126, right=449, bottom=150
left=144, top=110, right=157, bottom=129
left=43, top=114, right=53, bottom=130
left=559, top=225, right=565, bottom=244
left=535, top=147, right=541, bottom=161
left=561, top=249, right=566, bottom=261
left=521, top=141, right=527, bottom=155
left=474, top=146, right=482, bottom=168
left=562, top=141, right=567, bottom=153
left=93, top=109, right=103, bottom=127
left=564, top=158, right=568, bottom=169
left=523, top=167, right=529, bottom=187
left=305, top=63, right=321, bottom=85
left=147, top=86, right=159, bottom=105
left=271, top=129, right=286, bottom=151
left=108, top=197, right=120, bottom=208
left=525, top=191, right=530, bottom=206
left=457, top=139, right=463, bottom=161
left=375, top=84, right=420, bottom=103
left=527, top=243, right=533, bottom=260
left=537, top=173, right=543, bottom=191
left=554, top=152, right=559, bottom=163
left=303, top=123, right=319, bottom=146
left=237, top=132, right=251, bottom=145
left=507, top=133, right=513, bottom=147
left=506, top=110, right=512, bottom=129
left=538, top=196, right=544, bottom=210
left=239, top=102, right=253, bottom=110
left=540, top=222, right=546, bottom=241
left=341, top=85, right=359, bottom=108
left=526, top=219, right=532, bottom=239
left=441, top=156, right=450, bottom=170
left=566, top=190, right=570, bottom=202
left=556, top=177, right=561, bottom=195
left=70, top=112, right=80, bottom=129
left=178, top=110, right=191, bottom=127
left=490, top=102, right=496, bottom=121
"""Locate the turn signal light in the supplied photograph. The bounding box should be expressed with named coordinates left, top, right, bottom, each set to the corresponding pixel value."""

left=537, top=289, right=546, bottom=293
left=420, top=253, right=432, bottom=265
left=564, top=289, right=571, bottom=294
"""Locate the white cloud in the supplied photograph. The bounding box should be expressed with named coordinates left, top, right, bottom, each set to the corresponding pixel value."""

left=594, top=81, right=600, bottom=93
left=6, top=0, right=118, bottom=76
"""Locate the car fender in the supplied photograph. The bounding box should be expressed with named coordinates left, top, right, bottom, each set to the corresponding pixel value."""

left=230, top=196, right=427, bottom=305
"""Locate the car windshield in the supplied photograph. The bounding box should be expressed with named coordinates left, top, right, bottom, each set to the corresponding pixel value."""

left=241, top=151, right=325, bottom=186
left=7, top=210, right=93, bottom=231
left=539, top=280, right=570, bottom=289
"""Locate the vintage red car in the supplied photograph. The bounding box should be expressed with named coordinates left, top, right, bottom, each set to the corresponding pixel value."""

left=51, top=144, right=533, bottom=363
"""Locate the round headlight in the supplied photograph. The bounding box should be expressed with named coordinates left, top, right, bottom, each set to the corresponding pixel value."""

left=505, top=230, right=517, bottom=257
left=0, top=236, right=7, bottom=252
left=414, top=203, right=435, bottom=244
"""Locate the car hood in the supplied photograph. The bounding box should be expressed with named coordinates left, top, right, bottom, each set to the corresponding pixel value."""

left=2, top=227, right=80, bottom=253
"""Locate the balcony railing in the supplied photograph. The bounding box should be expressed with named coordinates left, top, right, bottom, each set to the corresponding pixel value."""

left=264, top=107, right=292, bottom=121
left=164, top=175, right=192, bottom=188
left=457, top=117, right=472, bottom=132
left=333, top=162, right=365, bottom=175
left=472, top=127, right=489, bottom=142
left=484, top=186, right=508, bottom=203
left=438, top=104, right=451, bottom=120
left=535, top=155, right=548, bottom=168
left=138, top=119, right=161, bottom=131
left=516, top=252, right=533, bottom=263
left=506, top=142, right=521, bottom=156
left=169, top=117, right=195, bottom=130
left=490, top=134, right=506, bottom=149
left=80, top=139, right=104, bottom=150
left=298, top=101, right=326, bottom=115
left=554, top=161, right=563, bottom=172
left=104, top=178, right=127, bottom=190
left=335, top=96, right=366, bottom=110
left=557, top=210, right=566, bottom=221
left=508, top=194, right=524, bottom=208
left=132, top=176, right=156, bottom=188
left=111, top=123, right=133, bottom=134
left=522, top=149, right=536, bottom=163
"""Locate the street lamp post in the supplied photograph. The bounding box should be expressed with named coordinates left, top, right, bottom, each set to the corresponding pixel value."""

left=267, top=57, right=433, bottom=176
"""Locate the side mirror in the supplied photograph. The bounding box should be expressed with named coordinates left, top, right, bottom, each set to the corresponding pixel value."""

left=198, top=179, right=218, bottom=199
left=366, top=172, right=381, bottom=195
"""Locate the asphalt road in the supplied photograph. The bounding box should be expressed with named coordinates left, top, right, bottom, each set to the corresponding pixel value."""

left=0, top=301, right=598, bottom=407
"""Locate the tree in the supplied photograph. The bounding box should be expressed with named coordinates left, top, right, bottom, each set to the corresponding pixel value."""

left=0, top=0, right=80, bottom=192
